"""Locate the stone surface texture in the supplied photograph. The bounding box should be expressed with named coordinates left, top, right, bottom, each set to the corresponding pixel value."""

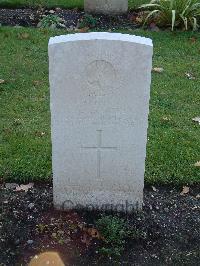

left=84, top=0, right=128, bottom=14
left=49, top=32, right=153, bottom=212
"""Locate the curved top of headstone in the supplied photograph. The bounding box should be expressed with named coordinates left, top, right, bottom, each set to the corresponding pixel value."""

left=49, top=32, right=153, bottom=47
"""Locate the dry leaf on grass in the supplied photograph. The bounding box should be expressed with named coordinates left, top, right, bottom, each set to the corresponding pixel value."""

left=190, top=37, right=197, bottom=43
left=17, top=32, right=30, bottom=40
left=185, top=72, right=195, bottom=80
left=162, top=116, right=171, bottom=121
left=192, top=117, right=200, bottom=125
left=180, top=186, right=190, bottom=196
left=15, top=183, right=34, bottom=192
left=194, top=161, right=200, bottom=167
left=33, top=80, right=42, bottom=86
left=35, top=131, right=46, bottom=137
left=152, top=67, right=164, bottom=73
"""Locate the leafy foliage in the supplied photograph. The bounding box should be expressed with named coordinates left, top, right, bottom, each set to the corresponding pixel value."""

left=78, top=14, right=98, bottom=29
left=96, top=215, right=128, bottom=257
left=38, top=15, right=64, bottom=29
left=140, top=0, right=200, bottom=30
left=96, top=215, right=142, bottom=257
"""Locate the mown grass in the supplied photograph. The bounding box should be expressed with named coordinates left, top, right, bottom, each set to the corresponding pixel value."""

left=0, top=27, right=200, bottom=184
left=0, top=0, right=149, bottom=9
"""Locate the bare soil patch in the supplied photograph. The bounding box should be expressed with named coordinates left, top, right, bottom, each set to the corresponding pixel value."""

left=0, top=183, right=199, bottom=265
left=0, top=7, right=140, bottom=30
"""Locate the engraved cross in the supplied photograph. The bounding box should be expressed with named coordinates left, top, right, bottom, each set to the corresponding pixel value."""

left=82, top=130, right=117, bottom=179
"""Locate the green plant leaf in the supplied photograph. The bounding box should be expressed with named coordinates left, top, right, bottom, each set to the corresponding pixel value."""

left=139, top=0, right=200, bottom=30
left=181, top=15, right=188, bottom=30
left=172, top=9, right=176, bottom=30
left=143, top=9, right=160, bottom=26
left=192, top=16, right=198, bottom=30
left=140, top=3, right=162, bottom=9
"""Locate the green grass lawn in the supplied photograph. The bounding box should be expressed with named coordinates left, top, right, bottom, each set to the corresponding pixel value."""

left=0, top=0, right=149, bottom=9
left=0, top=27, right=200, bottom=185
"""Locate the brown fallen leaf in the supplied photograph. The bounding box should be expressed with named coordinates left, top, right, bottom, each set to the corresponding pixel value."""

left=33, top=80, right=42, bottom=86
left=135, top=16, right=143, bottom=24
left=152, top=67, right=164, bottom=73
left=78, top=27, right=89, bottom=33
left=180, top=186, right=190, bottom=196
left=129, top=14, right=137, bottom=22
left=15, top=183, right=34, bottom=192
left=82, top=227, right=104, bottom=240
left=87, top=228, right=102, bottom=239
left=0, top=79, right=5, bottom=84
left=152, top=186, right=158, bottom=192
left=192, top=117, right=200, bottom=125
left=194, top=161, right=200, bottom=167
left=190, top=37, right=197, bottom=43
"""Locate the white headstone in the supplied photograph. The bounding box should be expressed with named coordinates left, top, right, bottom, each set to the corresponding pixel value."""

left=84, top=0, right=128, bottom=14
left=49, top=32, right=153, bottom=213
